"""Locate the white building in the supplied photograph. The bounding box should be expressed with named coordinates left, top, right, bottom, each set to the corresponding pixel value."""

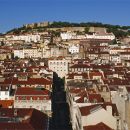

left=68, top=44, right=79, bottom=54
left=75, top=104, right=120, bottom=130
left=13, top=49, right=24, bottom=58
left=14, top=87, right=52, bottom=116
left=110, top=54, right=121, bottom=64
left=12, top=34, right=41, bottom=43
left=48, top=57, right=69, bottom=78
left=13, top=48, right=42, bottom=58
left=0, top=85, right=11, bottom=100
left=60, top=32, right=77, bottom=40
left=86, top=33, right=115, bottom=40
left=112, top=86, right=130, bottom=130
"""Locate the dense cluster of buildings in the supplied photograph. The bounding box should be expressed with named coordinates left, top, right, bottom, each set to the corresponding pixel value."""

left=0, top=26, right=130, bottom=130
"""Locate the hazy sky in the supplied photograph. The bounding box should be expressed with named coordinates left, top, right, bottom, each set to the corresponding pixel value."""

left=0, top=0, right=130, bottom=33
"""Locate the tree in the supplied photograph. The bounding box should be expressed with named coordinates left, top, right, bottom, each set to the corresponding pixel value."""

left=14, top=56, right=19, bottom=60
left=84, top=27, right=89, bottom=33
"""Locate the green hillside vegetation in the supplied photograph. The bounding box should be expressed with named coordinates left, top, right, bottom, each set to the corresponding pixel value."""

left=6, top=21, right=130, bottom=38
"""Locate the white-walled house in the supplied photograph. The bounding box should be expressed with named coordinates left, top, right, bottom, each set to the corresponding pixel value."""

left=66, top=85, right=112, bottom=130
left=110, top=54, right=121, bottom=64
left=75, top=103, right=120, bottom=130
left=14, top=87, right=52, bottom=116
left=112, top=86, right=130, bottom=130
left=60, top=32, right=77, bottom=40
left=48, top=57, right=70, bottom=78
left=12, top=34, right=41, bottom=43
left=13, top=48, right=42, bottom=58
left=13, top=49, right=24, bottom=58
left=68, top=44, right=79, bottom=54
left=0, top=85, right=11, bottom=100
left=86, top=32, right=115, bottom=40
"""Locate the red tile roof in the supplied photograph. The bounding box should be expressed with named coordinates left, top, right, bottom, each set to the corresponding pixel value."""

left=103, top=78, right=130, bottom=86
left=79, top=103, right=119, bottom=116
left=76, top=93, right=103, bottom=103
left=67, top=72, right=88, bottom=79
left=15, top=87, right=50, bottom=96
left=70, top=64, right=91, bottom=68
left=83, top=122, right=113, bottom=130
left=0, top=77, right=52, bottom=85
left=0, top=108, right=48, bottom=130
left=89, top=71, right=103, bottom=79
left=0, top=100, right=14, bottom=108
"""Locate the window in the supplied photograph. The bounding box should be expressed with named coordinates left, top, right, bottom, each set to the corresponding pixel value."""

left=22, top=96, right=26, bottom=100
left=5, top=91, right=8, bottom=95
left=93, top=99, right=97, bottom=103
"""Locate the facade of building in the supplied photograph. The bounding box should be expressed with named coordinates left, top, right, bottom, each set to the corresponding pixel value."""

left=75, top=104, right=120, bottom=130
left=86, top=32, right=115, bottom=40
left=12, top=34, right=41, bottom=43
left=14, top=48, right=42, bottom=58
left=0, top=85, right=11, bottom=100
left=68, top=44, right=79, bottom=54
left=14, top=87, right=52, bottom=116
left=48, top=57, right=69, bottom=78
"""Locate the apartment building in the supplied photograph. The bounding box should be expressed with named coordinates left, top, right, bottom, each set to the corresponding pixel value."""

left=12, top=34, right=41, bottom=43
left=86, top=32, right=115, bottom=40
left=14, top=87, right=52, bottom=116
left=14, top=48, right=42, bottom=58
left=48, top=57, right=70, bottom=78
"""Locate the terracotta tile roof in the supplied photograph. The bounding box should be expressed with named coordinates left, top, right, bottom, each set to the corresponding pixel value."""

left=76, top=93, right=103, bottom=103
left=67, top=72, right=88, bottom=79
left=15, top=87, right=50, bottom=96
left=79, top=103, right=119, bottom=116
left=73, top=58, right=90, bottom=63
left=0, top=108, right=48, bottom=130
left=70, top=64, right=91, bottom=68
left=103, top=78, right=130, bottom=86
left=69, top=88, right=85, bottom=94
left=88, top=94, right=103, bottom=103
left=0, top=123, right=34, bottom=130
left=92, top=64, right=112, bottom=70
left=89, top=71, right=103, bottom=79
left=0, top=77, right=52, bottom=85
left=120, top=52, right=130, bottom=55
left=83, top=122, right=113, bottom=130
left=0, top=100, right=14, bottom=108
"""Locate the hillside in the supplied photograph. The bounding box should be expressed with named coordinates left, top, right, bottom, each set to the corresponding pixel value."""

left=6, top=21, right=130, bottom=38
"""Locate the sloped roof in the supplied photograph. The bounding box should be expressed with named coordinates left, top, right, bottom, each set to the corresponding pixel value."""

left=0, top=108, right=48, bottom=130
left=15, top=87, right=50, bottom=96
left=83, top=122, right=113, bottom=130
left=79, top=103, right=119, bottom=116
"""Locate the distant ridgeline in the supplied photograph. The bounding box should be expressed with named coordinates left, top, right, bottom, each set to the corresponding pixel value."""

left=6, top=21, right=130, bottom=38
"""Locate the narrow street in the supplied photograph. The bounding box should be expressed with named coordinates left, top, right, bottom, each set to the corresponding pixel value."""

left=49, top=73, right=72, bottom=130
